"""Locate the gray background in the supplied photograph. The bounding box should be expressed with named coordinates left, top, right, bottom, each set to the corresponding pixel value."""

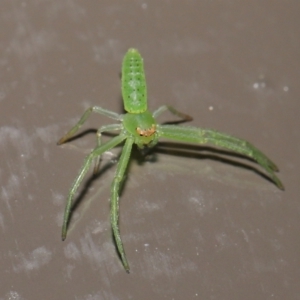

left=0, top=1, right=299, bottom=299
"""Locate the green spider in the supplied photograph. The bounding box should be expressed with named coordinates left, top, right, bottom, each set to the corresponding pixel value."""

left=58, top=48, right=283, bottom=272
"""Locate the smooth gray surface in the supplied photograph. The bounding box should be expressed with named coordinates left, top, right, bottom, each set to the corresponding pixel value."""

left=0, top=1, right=299, bottom=299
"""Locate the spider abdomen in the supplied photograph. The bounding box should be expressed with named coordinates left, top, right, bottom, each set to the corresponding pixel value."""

left=122, top=48, right=147, bottom=114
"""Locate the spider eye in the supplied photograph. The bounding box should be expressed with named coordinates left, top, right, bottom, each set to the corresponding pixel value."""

left=136, top=127, right=144, bottom=136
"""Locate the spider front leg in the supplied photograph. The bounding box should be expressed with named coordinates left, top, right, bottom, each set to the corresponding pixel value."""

left=110, top=137, right=134, bottom=272
left=61, top=134, right=126, bottom=240
left=157, top=125, right=284, bottom=189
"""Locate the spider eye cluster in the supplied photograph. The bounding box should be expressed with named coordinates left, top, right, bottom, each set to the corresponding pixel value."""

left=136, top=124, right=156, bottom=137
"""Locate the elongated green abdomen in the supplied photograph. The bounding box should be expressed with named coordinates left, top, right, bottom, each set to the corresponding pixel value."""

left=122, top=48, right=147, bottom=113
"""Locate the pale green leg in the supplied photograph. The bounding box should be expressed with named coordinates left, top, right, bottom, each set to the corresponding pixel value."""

left=61, top=134, right=126, bottom=241
left=157, top=125, right=284, bottom=190
left=93, top=124, right=123, bottom=174
left=110, top=137, right=134, bottom=272
left=57, top=106, right=122, bottom=145
left=152, top=105, right=192, bottom=121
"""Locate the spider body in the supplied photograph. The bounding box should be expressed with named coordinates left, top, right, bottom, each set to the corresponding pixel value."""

left=58, top=48, right=283, bottom=272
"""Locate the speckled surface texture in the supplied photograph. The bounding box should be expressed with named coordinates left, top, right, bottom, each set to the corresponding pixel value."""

left=0, top=1, right=299, bottom=299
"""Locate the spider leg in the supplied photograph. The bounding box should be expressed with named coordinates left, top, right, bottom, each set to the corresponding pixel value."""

left=93, top=124, right=123, bottom=174
left=57, top=106, right=122, bottom=145
left=110, top=136, right=134, bottom=272
left=157, top=125, right=284, bottom=189
left=152, top=105, right=193, bottom=122
left=61, top=134, right=126, bottom=241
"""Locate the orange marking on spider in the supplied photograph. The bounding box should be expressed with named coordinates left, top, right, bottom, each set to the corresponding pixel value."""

left=136, top=124, right=156, bottom=137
